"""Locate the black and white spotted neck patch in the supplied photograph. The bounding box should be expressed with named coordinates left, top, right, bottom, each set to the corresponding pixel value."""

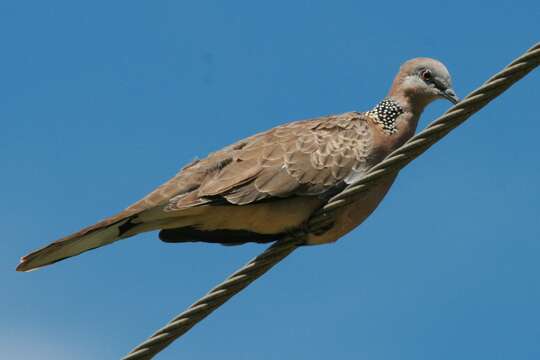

left=367, top=98, right=404, bottom=134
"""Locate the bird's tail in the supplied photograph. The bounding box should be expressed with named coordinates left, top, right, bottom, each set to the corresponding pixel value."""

left=16, top=212, right=139, bottom=272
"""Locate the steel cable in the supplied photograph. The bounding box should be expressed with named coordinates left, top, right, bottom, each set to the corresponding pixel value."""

left=122, top=42, right=539, bottom=360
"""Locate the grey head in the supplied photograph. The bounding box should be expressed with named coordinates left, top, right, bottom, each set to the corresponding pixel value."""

left=389, top=58, right=459, bottom=109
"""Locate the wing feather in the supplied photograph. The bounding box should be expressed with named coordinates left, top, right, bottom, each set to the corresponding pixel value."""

left=165, top=112, right=373, bottom=211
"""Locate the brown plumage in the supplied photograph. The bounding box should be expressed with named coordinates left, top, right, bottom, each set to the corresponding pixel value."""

left=16, top=57, right=458, bottom=272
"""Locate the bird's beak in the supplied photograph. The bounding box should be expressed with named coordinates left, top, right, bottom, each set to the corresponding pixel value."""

left=440, top=88, right=460, bottom=104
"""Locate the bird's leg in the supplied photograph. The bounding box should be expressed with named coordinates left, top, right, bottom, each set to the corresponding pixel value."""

left=285, top=215, right=335, bottom=246
left=308, top=216, right=335, bottom=237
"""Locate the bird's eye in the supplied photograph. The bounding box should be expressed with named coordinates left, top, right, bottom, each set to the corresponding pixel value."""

left=421, top=70, right=432, bottom=81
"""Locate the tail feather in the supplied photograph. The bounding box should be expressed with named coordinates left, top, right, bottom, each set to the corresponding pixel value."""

left=16, top=216, right=133, bottom=272
left=15, top=206, right=205, bottom=272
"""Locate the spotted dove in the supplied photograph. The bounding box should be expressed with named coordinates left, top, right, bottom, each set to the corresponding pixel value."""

left=16, top=58, right=459, bottom=272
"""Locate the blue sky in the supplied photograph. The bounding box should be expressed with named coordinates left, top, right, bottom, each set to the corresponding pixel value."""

left=1, top=1, right=539, bottom=359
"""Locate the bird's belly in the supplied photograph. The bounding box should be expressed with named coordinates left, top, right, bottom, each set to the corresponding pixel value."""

left=194, top=196, right=323, bottom=235
left=153, top=175, right=395, bottom=244
left=306, top=177, right=395, bottom=245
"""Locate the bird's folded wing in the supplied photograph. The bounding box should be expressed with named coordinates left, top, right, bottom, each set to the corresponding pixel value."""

left=151, top=111, right=375, bottom=210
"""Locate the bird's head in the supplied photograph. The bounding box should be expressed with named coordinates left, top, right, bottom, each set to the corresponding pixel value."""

left=389, top=58, right=459, bottom=109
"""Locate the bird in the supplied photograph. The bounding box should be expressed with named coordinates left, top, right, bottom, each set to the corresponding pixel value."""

left=16, top=58, right=459, bottom=272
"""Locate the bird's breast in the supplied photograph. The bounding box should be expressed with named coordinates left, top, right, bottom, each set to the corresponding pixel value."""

left=306, top=175, right=396, bottom=245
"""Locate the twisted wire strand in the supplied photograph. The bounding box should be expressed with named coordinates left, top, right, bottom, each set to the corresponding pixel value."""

left=122, top=43, right=539, bottom=360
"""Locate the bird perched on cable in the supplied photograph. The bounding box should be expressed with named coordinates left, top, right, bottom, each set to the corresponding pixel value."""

left=16, top=58, right=459, bottom=272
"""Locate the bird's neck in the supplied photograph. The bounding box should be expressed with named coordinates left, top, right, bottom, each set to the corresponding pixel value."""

left=368, top=96, right=425, bottom=148
left=367, top=98, right=404, bottom=134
